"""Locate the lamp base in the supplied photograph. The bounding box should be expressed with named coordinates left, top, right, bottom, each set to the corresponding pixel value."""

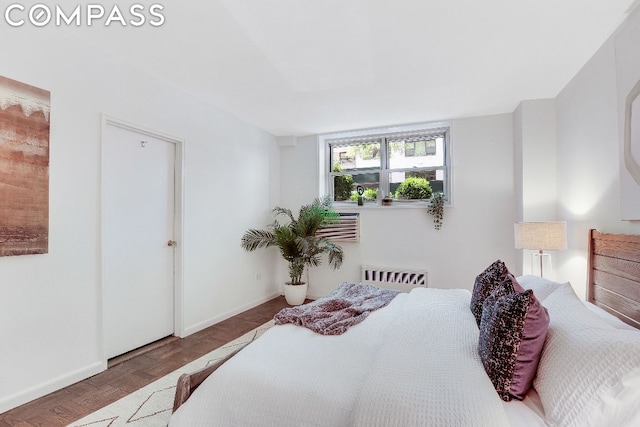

left=530, top=252, right=551, bottom=277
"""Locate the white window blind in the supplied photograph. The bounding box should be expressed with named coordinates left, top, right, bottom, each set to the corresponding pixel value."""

left=316, top=213, right=359, bottom=242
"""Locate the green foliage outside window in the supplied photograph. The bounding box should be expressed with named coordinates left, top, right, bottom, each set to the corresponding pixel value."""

left=333, top=164, right=355, bottom=201
left=345, top=143, right=380, bottom=160
left=344, top=142, right=405, bottom=160
left=350, top=188, right=377, bottom=202
left=395, top=177, right=433, bottom=200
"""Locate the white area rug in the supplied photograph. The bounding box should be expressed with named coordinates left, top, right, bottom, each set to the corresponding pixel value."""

left=67, top=321, right=274, bottom=427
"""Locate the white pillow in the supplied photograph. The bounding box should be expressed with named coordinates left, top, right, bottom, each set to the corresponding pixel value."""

left=534, top=283, right=640, bottom=427
left=583, top=301, right=639, bottom=331
left=516, top=275, right=564, bottom=301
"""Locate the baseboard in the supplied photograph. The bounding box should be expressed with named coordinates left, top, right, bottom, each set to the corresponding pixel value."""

left=0, top=360, right=106, bottom=414
left=182, top=291, right=281, bottom=337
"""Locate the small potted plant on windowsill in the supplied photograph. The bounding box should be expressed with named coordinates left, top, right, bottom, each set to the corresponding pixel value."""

left=240, top=197, right=344, bottom=305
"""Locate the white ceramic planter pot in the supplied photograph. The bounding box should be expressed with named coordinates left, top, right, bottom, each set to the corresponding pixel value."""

left=284, top=282, right=308, bottom=306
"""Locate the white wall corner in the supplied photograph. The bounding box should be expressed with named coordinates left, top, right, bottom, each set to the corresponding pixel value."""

left=513, top=104, right=525, bottom=275
left=513, top=103, right=524, bottom=222
left=182, top=291, right=281, bottom=337
left=276, top=135, right=297, bottom=147
left=513, top=98, right=558, bottom=276
left=518, top=98, right=558, bottom=222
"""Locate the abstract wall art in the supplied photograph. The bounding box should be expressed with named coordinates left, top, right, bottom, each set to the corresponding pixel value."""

left=0, top=75, right=50, bottom=256
left=616, top=12, right=640, bottom=220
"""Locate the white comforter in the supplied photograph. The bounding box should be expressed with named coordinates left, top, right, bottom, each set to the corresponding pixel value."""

left=169, top=288, right=511, bottom=427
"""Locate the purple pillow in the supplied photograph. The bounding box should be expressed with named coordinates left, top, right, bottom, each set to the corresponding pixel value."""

left=470, top=260, right=514, bottom=327
left=478, top=287, right=549, bottom=401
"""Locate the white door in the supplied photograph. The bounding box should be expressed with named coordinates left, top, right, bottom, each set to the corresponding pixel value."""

left=102, top=123, right=176, bottom=359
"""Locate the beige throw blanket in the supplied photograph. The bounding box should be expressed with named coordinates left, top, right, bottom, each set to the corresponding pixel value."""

left=273, top=282, right=399, bottom=335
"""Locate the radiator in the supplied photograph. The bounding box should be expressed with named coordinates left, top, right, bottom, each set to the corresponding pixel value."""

left=361, top=265, right=428, bottom=293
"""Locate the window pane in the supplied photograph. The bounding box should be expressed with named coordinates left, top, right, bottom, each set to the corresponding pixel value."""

left=331, top=142, right=381, bottom=172
left=389, top=170, right=443, bottom=200
left=332, top=174, right=354, bottom=201
left=405, top=141, right=415, bottom=157
left=332, top=173, right=379, bottom=202
left=388, top=137, right=444, bottom=169
left=425, top=140, right=437, bottom=155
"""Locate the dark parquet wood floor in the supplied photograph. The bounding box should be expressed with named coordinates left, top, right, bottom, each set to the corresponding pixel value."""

left=0, top=296, right=290, bottom=427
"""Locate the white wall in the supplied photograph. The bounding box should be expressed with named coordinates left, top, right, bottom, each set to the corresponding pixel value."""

left=513, top=99, right=560, bottom=278
left=555, top=8, right=640, bottom=297
left=279, top=114, right=517, bottom=298
left=0, top=26, right=279, bottom=412
left=515, top=99, right=557, bottom=222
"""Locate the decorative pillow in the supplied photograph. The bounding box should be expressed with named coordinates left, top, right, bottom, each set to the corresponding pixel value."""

left=470, top=260, right=515, bottom=326
left=478, top=287, right=549, bottom=401
left=534, top=283, right=640, bottom=427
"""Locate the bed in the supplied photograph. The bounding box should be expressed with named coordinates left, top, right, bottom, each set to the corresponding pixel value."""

left=587, top=229, right=640, bottom=328
left=169, top=230, right=640, bottom=427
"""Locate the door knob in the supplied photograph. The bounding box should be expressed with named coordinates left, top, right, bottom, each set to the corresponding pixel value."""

left=167, top=240, right=177, bottom=247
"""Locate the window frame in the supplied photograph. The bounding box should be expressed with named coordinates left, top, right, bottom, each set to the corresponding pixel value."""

left=319, top=122, right=452, bottom=207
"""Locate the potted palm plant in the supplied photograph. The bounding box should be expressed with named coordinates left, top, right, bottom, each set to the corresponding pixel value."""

left=241, top=197, right=345, bottom=305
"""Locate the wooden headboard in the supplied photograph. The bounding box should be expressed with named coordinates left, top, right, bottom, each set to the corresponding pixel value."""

left=587, top=229, right=640, bottom=329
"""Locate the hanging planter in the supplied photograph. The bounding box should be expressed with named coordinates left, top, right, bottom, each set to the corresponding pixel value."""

left=427, top=193, right=445, bottom=230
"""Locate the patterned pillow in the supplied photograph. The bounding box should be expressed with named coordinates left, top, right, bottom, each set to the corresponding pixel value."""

left=469, top=260, right=515, bottom=327
left=478, top=287, right=549, bottom=401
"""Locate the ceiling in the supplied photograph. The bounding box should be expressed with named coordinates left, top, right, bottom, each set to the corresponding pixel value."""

left=67, top=0, right=637, bottom=136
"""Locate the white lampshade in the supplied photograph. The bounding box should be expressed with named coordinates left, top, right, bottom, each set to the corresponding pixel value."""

left=514, top=222, right=567, bottom=251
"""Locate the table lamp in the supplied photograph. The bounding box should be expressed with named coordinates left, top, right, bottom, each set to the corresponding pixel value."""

left=514, top=222, right=567, bottom=277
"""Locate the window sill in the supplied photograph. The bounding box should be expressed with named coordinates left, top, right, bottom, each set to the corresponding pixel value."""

left=333, top=201, right=452, bottom=210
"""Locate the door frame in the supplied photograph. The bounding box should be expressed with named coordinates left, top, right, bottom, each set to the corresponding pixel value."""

left=99, top=115, right=185, bottom=365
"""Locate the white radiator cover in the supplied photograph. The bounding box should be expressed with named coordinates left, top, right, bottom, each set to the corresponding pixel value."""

left=361, top=265, right=428, bottom=293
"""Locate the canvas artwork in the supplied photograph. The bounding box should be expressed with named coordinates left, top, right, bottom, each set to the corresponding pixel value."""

left=0, top=75, right=50, bottom=256
left=616, top=12, right=640, bottom=220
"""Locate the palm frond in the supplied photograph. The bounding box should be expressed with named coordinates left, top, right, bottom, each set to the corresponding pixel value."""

left=318, top=238, right=344, bottom=269
left=306, top=255, right=321, bottom=268
left=273, top=206, right=295, bottom=224
left=274, top=227, right=302, bottom=260
left=295, top=196, right=338, bottom=237
left=240, top=229, right=276, bottom=251
left=313, top=195, right=333, bottom=209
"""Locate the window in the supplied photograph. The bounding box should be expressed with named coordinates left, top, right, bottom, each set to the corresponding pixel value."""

left=323, top=124, right=450, bottom=205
